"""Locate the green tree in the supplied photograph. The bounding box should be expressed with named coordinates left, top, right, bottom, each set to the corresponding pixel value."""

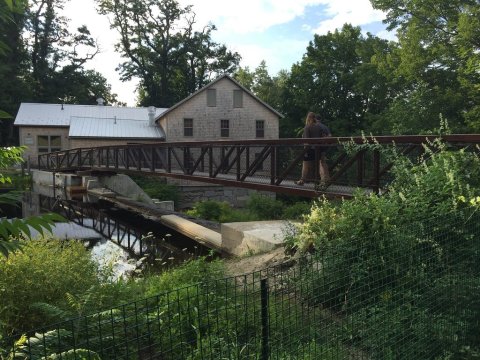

left=24, top=0, right=117, bottom=104
left=0, top=0, right=118, bottom=145
left=96, top=0, right=240, bottom=107
left=370, top=0, right=480, bottom=132
left=0, top=0, right=29, bottom=144
left=233, top=66, right=254, bottom=90
left=282, top=24, right=394, bottom=137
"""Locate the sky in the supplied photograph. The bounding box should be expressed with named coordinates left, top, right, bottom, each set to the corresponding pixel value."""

left=62, top=0, right=395, bottom=106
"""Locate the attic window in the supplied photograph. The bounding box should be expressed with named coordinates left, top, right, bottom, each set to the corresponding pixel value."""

left=184, top=118, right=193, bottom=137
left=233, top=90, right=243, bottom=108
left=207, top=89, right=216, bottom=107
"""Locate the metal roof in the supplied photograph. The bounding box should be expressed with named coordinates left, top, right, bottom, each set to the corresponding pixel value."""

left=69, top=116, right=166, bottom=139
left=14, top=103, right=168, bottom=127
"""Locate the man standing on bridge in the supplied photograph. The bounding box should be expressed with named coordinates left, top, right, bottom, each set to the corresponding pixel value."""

left=315, top=113, right=331, bottom=187
left=295, top=112, right=331, bottom=187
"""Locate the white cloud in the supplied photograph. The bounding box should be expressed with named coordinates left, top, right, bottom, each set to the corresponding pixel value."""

left=62, top=0, right=138, bottom=105
left=232, top=39, right=309, bottom=74
left=312, top=0, right=386, bottom=34
left=179, top=0, right=321, bottom=34
left=375, top=29, right=398, bottom=42
left=60, top=0, right=388, bottom=105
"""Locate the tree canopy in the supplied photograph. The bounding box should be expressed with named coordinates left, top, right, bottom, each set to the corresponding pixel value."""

left=1, top=0, right=479, bottom=143
left=96, top=0, right=241, bottom=107
left=0, top=0, right=118, bottom=145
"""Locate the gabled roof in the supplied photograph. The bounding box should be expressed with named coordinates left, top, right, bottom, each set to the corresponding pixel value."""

left=69, top=116, right=165, bottom=139
left=155, top=74, right=284, bottom=121
left=14, top=103, right=168, bottom=127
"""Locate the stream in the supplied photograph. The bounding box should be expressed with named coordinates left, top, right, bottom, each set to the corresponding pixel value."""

left=2, top=184, right=213, bottom=279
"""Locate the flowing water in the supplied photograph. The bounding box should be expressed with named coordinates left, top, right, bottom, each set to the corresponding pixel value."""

left=2, top=184, right=213, bottom=279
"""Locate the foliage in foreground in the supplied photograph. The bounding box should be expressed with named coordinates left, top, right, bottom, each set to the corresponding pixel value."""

left=0, top=239, right=225, bottom=338
left=0, top=240, right=101, bottom=335
left=0, top=146, right=65, bottom=257
left=290, top=141, right=480, bottom=358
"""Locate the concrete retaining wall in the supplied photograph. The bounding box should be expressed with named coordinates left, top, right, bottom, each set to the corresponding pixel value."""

left=32, top=170, right=82, bottom=188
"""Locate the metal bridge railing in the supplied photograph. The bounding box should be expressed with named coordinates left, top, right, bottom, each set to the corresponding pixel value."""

left=36, top=135, right=480, bottom=197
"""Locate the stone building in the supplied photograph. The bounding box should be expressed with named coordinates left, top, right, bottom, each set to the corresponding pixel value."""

left=14, top=102, right=167, bottom=164
left=155, top=74, right=281, bottom=141
left=14, top=75, right=282, bottom=164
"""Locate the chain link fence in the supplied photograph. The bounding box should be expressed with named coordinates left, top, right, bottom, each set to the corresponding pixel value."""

left=2, top=212, right=479, bottom=359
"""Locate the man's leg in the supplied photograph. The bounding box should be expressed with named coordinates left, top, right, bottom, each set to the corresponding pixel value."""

left=319, top=153, right=330, bottom=184
left=296, top=161, right=311, bottom=185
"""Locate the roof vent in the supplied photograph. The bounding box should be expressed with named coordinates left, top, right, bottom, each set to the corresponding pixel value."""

left=96, top=97, right=104, bottom=106
left=148, top=106, right=156, bottom=126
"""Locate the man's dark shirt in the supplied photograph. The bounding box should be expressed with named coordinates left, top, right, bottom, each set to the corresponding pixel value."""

left=303, top=123, right=331, bottom=138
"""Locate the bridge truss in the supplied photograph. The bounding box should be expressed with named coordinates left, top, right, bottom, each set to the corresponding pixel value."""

left=37, top=135, right=480, bottom=198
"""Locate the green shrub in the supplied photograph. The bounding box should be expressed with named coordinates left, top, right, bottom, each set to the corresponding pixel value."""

left=291, top=141, right=480, bottom=357
left=247, top=193, right=284, bottom=220
left=139, top=257, right=225, bottom=297
left=282, top=201, right=312, bottom=220
left=0, top=239, right=100, bottom=335
left=186, top=200, right=256, bottom=223
left=132, top=176, right=180, bottom=204
left=186, top=200, right=227, bottom=222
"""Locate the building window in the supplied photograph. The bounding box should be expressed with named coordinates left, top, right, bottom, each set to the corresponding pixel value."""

left=220, top=119, right=229, bottom=137
left=184, top=118, right=193, bottom=137
left=233, top=90, right=243, bottom=108
left=37, top=135, right=62, bottom=153
left=207, top=89, right=216, bottom=107
left=256, top=120, right=265, bottom=138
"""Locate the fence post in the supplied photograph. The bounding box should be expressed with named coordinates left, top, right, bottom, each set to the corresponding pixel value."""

left=261, top=278, right=270, bottom=360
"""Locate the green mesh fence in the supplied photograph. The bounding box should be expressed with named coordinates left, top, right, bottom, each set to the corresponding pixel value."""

left=2, top=212, right=479, bottom=359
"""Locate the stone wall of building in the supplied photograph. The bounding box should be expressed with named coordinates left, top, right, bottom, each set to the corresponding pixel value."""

left=19, top=126, right=70, bottom=161
left=159, top=77, right=279, bottom=142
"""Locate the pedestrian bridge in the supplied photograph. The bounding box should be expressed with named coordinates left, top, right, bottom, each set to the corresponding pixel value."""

left=36, top=135, right=480, bottom=198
